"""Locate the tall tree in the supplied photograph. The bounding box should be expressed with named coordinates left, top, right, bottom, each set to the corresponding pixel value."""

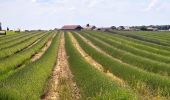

left=7, top=27, right=9, bottom=31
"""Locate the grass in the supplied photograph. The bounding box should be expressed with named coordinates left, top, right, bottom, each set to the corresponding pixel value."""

left=85, top=31, right=170, bottom=57
left=0, top=33, right=53, bottom=78
left=0, top=32, right=60, bottom=100
left=72, top=32, right=170, bottom=98
left=65, top=32, right=136, bottom=99
left=122, top=31, right=170, bottom=42
left=0, top=32, right=35, bottom=45
left=0, top=30, right=170, bottom=99
left=6, top=31, right=20, bottom=35
left=0, top=32, right=43, bottom=50
left=83, top=31, right=170, bottom=64
left=111, top=30, right=170, bottom=46
left=79, top=31, right=170, bottom=76
left=0, top=32, right=33, bottom=42
left=59, top=77, right=72, bottom=100
left=0, top=33, right=45, bottom=58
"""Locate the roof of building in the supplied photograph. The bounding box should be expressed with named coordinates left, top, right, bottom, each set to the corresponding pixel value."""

left=61, top=25, right=82, bottom=30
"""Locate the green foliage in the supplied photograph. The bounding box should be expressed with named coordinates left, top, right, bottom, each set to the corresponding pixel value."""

left=80, top=31, right=170, bottom=76
left=0, top=33, right=53, bottom=77
left=0, top=32, right=35, bottom=45
left=72, top=32, right=170, bottom=97
left=87, top=31, right=170, bottom=63
left=65, top=33, right=136, bottom=99
left=0, top=33, right=46, bottom=58
left=0, top=32, right=60, bottom=100
left=6, top=31, right=19, bottom=35
left=0, top=32, right=43, bottom=50
left=86, top=31, right=170, bottom=58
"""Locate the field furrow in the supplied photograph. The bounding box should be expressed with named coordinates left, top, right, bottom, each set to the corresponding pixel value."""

left=0, top=33, right=54, bottom=78
left=0, top=32, right=60, bottom=100
left=72, top=31, right=170, bottom=99
left=65, top=32, right=136, bottom=99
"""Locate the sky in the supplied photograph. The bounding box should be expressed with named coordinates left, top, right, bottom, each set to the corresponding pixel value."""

left=0, top=0, right=170, bottom=30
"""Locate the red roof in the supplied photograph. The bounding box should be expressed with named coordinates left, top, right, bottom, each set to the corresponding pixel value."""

left=61, top=25, right=82, bottom=30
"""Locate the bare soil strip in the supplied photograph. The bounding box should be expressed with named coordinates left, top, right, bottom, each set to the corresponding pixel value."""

left=31, top=34, right=55, bottom=61
left=31, top=40, right=51, bottom=61
left=75, top=32, right=167, bottom=100
left=26, top=38, right=41, bottom=49
left=68, top=32, right=126, bottom=87
left=42, top=33, right=81, bottom=100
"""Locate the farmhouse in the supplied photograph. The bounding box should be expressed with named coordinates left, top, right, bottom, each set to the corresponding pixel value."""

left=61, top=25, right=83, bottom=31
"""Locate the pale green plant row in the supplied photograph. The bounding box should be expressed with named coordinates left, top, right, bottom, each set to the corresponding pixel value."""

left=127, top=31, right=170, bottom=41
left=73, top=32, right=170, bottom=97
left=0, top=32, right=30, bottom=41
left=85, top=31, right=170, bottom=57
left=115, top=31, right=170, bottom=44
left=0, top=32, right=60, bottom=100
left=83, top=31, right=170, bottom=64
left=0, top=32, right=46, bottom=59
left=0, top=32, right=35, bottom=45
left=0, top=32, right=44, bottom=50
left=79, top=32, right=170, bottom=76
left=109, top=30, right=170, bottom=46
left=101, top=31, right=170, bottom=52
left=0, top=33, right=53, bottom=76
left=65, top=32, right=136, bottom=99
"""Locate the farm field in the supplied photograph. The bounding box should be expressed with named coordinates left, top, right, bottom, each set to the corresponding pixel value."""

left=0, top=30, right=170, bottom=100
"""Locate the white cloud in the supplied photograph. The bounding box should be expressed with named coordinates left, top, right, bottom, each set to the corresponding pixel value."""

left=31, top=0, right=37, bottom=3
left=69, top=6, right=76, bottom=11
left=144, top=0, right=159, bottom=11
left=86, top=0, right=104, bottom=8
left=0, top=0, right=170, bottom=29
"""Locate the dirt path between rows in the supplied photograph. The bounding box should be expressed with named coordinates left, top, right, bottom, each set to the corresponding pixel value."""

left=42, top=32, right=81, bottom=100
left=75, top=32, right=167, bottom=100
left=31, top=34, right=54, bottom=62
left=68, top=32, right=126, bottom=87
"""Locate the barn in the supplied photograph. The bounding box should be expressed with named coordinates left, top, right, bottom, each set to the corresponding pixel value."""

left=61, top=25, right=83, bottom=31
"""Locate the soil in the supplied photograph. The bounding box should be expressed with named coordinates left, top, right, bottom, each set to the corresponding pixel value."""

left=75, top=32, right=167, bottom=100
left=31, top=35, right=55, bottom=62
left=68, top=32, right=126, bottom=87
left=42, top=33, right=81, bottom=100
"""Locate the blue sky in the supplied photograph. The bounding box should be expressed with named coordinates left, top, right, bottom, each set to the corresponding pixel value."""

left=0, top=0, right=170, bottom=30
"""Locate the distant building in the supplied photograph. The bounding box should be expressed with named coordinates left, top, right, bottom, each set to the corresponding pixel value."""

left=84, top=24, right=96, bottom=30
left=110, top=26, right=116, bottom=30
left=124, top=26, right=131, bottom=31
left=61, top=25, right=83, bottom=31
left=94, top=28, right=101, bottom=31
left=99, top=27, right=111, bottom=32
left=147, top=27, right=158, bottom=31
left=54, top=28, right=59, bottom=30
left=117, top=26, right=125, bottom=30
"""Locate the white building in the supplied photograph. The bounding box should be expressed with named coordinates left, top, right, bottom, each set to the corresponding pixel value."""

left=124, top=26, right=131, bottom=30
left=147, top=27, right=158, bottom=31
